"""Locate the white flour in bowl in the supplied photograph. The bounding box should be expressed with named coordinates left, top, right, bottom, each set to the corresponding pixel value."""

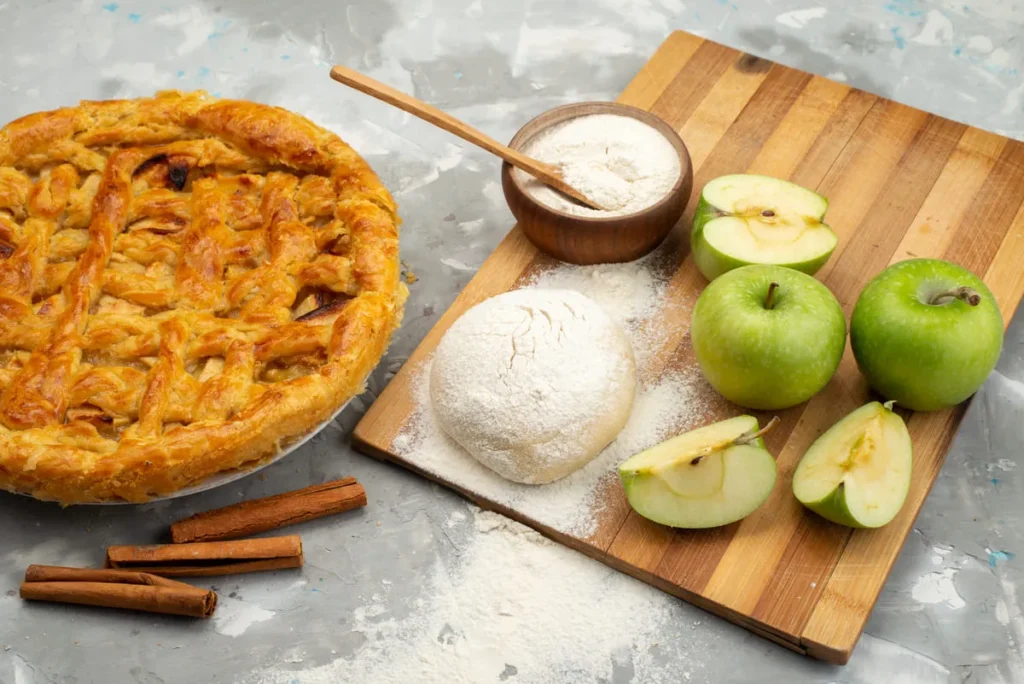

left=512, top=113, right=681, bottom=217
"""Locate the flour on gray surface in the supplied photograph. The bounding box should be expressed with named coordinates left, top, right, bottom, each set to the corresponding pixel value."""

left=513, top=113, right=680, bottom=217
left=252, top=508, right=703, bottom=684
left=214, top=596, right=276, bottom=638
left=392, top=254, right=705, bottom=538
left=430, top=289, right=636, bottom=484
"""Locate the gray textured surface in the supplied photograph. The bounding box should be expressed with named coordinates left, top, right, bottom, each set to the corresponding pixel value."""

left=1, top=0, right=1023, bottom=682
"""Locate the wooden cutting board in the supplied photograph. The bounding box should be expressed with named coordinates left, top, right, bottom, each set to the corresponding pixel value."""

left=353, top=31, right=1024, bottom=664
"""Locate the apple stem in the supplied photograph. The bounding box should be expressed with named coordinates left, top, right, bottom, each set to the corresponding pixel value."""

left=928, top=286, right=981, bottom=307
left=764, top=282, right=779, bottom=310
left=734, top=416, right=782, bottom=446
left=689, top=416, right=781, bottom=465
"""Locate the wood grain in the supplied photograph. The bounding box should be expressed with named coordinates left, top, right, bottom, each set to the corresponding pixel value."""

left=351, top=31, right=1024, bottom=665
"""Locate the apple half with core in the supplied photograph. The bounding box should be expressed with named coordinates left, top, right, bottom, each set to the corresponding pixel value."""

left=619, top=415, right=779, bottom=528
left=691, top=174, right=837, bottom=281
left=691, top=264, right=846, bottom=410
left=792, top=401, right=912, bottom=528
left=851, top=258, right=1003, bottom=412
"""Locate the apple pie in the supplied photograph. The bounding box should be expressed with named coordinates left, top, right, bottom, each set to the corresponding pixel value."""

left=0, top=91, right=406, bottom=503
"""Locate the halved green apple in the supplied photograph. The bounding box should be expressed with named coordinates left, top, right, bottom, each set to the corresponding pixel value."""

left=619, top=415, right=778, bottom=529
left=691, top=174, right=837, bottom=281
left=792, top=401, right=912, bottom=528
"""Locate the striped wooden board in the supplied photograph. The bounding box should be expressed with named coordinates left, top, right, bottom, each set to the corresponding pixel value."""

left=353, top=31, right=1024, bottom=664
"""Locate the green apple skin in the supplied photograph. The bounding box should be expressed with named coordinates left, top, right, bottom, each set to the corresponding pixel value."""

left=801, top=482, right=864, bottom=528
left=850, top=259, right=1003, bottom=412
left=793, top=401, right=913, bottom=529
left=691, top=265, right=846, bottom=411
left=691, top=196, right=834, bottom=282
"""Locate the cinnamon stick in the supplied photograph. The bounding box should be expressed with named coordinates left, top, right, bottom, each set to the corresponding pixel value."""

left=106, top=535, right=303, bottom=577
left=170, top=477, right=367, bottom=543
left=20, top=565, right=216, bottom=618
left=25, top=565, right=183, bottom=586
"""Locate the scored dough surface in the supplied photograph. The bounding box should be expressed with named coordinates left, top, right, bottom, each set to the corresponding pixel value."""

left=429, top=289, right=636, bottom=485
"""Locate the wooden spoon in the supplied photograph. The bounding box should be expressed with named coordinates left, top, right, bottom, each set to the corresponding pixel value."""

left=329, top=65, right=609, bottom=211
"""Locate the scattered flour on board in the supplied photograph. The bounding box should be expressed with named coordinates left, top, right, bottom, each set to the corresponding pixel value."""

left=522, top=252, right=678, bottom=377
left=251, top=508, right=704, bottom=684
left=524, top=250, right=667, bottom=323
left=394, top=362, right=706, bottom=538
left=391, top=251, right=707, bottom=538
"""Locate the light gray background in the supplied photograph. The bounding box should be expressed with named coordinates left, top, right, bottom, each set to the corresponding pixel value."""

left=0, top=0, right=1022, bottom=682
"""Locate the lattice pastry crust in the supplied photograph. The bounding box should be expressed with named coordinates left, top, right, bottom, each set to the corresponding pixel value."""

left=0, top=91, right=406, bottom=503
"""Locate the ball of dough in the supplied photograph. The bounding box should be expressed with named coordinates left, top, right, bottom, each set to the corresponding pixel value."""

left=430, top=288, right=636, bottom=485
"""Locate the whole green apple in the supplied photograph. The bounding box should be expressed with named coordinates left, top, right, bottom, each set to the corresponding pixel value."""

left=691, top=264, right=846, bottom=410
left=850, top=258, right=1003, bottom=412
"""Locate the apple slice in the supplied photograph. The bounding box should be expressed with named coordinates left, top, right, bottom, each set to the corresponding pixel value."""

left=691, top=174, right=837, bottom=281
left=792, top=401, right=912, bottom=528
left=619, top=415, right=778, bottom=529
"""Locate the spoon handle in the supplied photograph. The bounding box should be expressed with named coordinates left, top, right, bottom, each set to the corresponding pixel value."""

left=328, top=65, right=605, bottom=211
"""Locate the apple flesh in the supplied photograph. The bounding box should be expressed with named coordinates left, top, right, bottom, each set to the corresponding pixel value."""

left=851, top=258, right=1003, bottom=411
left=792, top=401, right=912, bottom=528
left=691, top=264, right=846, bottom=410
left=619, top=415, right=777, bottom=529
left=691, top=174, right=837, bottom=281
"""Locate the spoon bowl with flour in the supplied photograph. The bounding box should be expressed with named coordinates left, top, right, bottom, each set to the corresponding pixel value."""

left=502, top=102, right=692, bottom=265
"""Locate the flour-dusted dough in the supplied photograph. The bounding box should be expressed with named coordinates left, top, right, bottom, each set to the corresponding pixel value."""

left=430, top=289, right=636, bottom=485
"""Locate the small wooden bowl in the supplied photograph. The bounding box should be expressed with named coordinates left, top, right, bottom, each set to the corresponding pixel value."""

left=501, top=102, right=692, bottom=265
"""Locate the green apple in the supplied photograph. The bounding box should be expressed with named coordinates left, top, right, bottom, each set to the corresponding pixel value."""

left=691, top=174, right=837, bottom=281
left=619, top=415, right=778, bottom=528
left=792, top=401, right=912, bottom=528
left=850, top=258, right=1003, bottom=412
left=691, top=264, right=846, bottom=410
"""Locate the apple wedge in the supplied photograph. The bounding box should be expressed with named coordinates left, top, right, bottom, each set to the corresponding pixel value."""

left=792, top=401, right=912, bottom=529
left=619, top=415, right=778, bottom=529
left=691, top=174, right=837, bottom=281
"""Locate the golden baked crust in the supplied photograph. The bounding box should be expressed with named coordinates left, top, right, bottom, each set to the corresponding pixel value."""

left=0, top=91, right=405, bottom=504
